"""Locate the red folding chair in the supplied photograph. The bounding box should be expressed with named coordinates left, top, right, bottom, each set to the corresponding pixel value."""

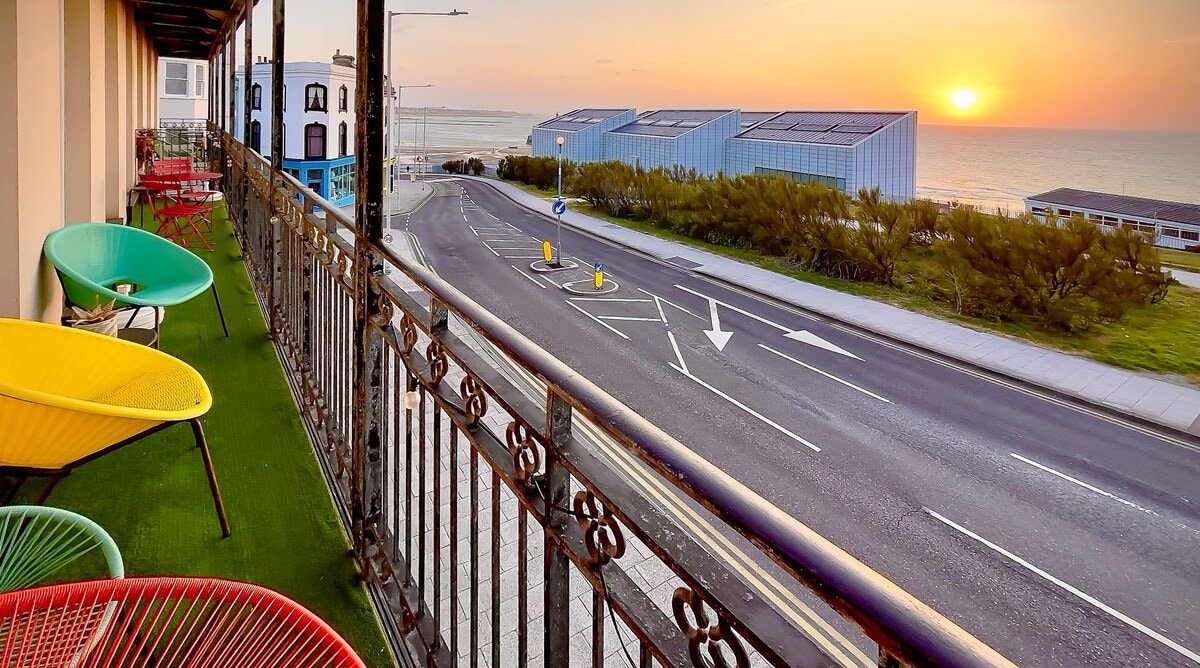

left=151, top=158, right=191, bottom=175
left=0, top=577, right=367, bottom=667
left=142, top=176, right=214, bottom=251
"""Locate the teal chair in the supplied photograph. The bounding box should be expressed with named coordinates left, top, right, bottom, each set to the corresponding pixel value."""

left=0, top=506, right=123, bottom=592
left=43, top=223, right=227, bottom=341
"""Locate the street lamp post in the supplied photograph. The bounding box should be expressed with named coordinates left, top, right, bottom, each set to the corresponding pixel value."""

left=384, top=8, right=465, bottom=228
left=555, top=135, right=564, bottom=265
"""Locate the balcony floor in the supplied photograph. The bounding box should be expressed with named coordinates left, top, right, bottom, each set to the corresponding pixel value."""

left=20, top=207, right=392, bottom=666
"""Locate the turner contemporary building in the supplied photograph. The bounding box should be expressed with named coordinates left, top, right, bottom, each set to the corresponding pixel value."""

left=531, top=108, right=916, bottom=200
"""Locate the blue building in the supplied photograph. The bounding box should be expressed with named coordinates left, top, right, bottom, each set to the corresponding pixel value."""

left=725, top=111, right=916, bottom=200
left=530, top=108, right=917, bottom=200
left=531, top=109, right=634, bottom=164
left=604, top=110, right=739, bottom=176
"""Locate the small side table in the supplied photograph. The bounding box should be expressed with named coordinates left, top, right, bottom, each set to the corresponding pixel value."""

left=126, top=185, right=154, bottom=228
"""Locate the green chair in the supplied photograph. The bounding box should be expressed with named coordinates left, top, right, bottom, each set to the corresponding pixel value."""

left=43, top=223, right=228, bottom=341
left=0, top=506, right=123, bottom=593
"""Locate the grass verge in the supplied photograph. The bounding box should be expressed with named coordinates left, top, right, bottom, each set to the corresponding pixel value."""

left=1161, top=248, right=1200, bottom=272
left=568, top=202, right=1200, bottom=383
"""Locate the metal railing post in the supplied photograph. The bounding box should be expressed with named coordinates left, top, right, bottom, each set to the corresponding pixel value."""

left=351, top=0, right=386, bottom=570
left=544, top=389, right=572, bottom=665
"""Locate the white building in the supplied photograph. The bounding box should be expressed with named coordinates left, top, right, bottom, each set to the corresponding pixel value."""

left=233, top=52, right=366, bottom=206
left=1026, top=188, right=1200, bottom=250
left=158, top=57, right=209, bottom=124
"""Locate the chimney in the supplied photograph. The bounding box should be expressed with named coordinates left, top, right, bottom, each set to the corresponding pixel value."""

left=331, top=48, right=355, bottom=68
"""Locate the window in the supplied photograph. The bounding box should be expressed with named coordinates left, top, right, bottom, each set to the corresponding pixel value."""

left=305, top=123, right=327, bottom=159
left=338, top=122, right=348, bottom=157
left=330, top=163, right=355, bottom=201
left=251, top=83, right=262, bottom=110
left=1181, top=229, right=1199, bottom=242
left=250, top=121, right=261, bottom=153
left=1162, top=227, right=1180, bottom=238
left=165, top=62, right=188, bottom=95
left=338, top=85, right=348, bottom=112
left=195, top=64, right=206, bottom=97
left=305, top=83, right=328, bottom=112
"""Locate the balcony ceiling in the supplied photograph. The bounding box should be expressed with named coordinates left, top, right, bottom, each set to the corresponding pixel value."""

left=132, top=0, right=256, bottom=60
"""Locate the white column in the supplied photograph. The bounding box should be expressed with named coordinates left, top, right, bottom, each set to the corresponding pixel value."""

left=0, top=0, right=66, bottom=321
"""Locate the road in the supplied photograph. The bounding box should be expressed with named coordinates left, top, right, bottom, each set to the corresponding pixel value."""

left=400, top=177, right=1200, bottom=667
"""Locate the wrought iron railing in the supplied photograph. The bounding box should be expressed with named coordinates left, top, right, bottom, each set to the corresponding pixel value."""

left=217, top=129, right=1012, bottom=668
left=136, top=124, right=221, bottom=174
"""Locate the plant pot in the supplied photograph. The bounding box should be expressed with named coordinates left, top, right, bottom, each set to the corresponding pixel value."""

left=71, top=317, right=119, bottom=337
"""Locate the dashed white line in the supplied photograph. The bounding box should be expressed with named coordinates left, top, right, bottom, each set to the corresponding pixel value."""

left=758, top=345, right=892, bottom=404
left=1008, top=453, right=1197, bottom=535
left=667, top=363, right=821, bottom=452
left=638, top=287, right=704, bottom=320
left=511, top=265, right=546, bottom=289
left=597, top=316, right=661, bottom=322
left=924, top=508, right=1200, bottom=665
left=565, top=300, right=630, bottom=340
left=467, top=226, right=480, bottom=237
left=479, top=241, right=501, bottom=257
left=505, top=222, right=520, bottom=231
left=501, top=255, right=548, bottom=260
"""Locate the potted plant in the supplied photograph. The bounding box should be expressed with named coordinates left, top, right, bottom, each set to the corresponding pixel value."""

left=64, top=299, right=122, bottom=337
left=135, top=130, right=159, bottom=174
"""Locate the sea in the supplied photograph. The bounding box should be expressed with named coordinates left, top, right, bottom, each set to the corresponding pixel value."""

left=400, top=108, right=1200, bottom=211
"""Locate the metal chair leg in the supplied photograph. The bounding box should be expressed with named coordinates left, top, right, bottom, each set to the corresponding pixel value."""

left=189, top=418, right=230, bottom=538
left=33, top=472, right=67, bottom=506
left=211, top=284, right=229, bottom=337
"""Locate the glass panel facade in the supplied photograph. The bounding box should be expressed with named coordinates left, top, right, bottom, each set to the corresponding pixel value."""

left=754, top=167, right=845, bottom=190
left=331, top=163, right=355, bottom=202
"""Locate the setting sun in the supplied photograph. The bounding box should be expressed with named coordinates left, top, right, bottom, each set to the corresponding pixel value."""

left=950, top=88, right=979, bottom=109
left=951, top=88, right=977, bottom=110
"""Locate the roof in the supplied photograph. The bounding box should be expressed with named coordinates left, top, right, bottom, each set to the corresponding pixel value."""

left=739, top=111, right=780, bottom=130
left=609, top=109, right=736, bottom=138
left=535, top=109, right=633, bottom=133
left=1026, top=188, right=1200, bottom=227
left=132, top=0, right=253, bottom=60
left=732, top=111, right=910, bottom=146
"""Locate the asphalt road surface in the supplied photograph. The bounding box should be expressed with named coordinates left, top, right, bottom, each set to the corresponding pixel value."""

left=399, top=178, right=1200, bottom=667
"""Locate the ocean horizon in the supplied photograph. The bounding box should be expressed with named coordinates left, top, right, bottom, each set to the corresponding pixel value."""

left=395, top=108, right=1199, bottom=212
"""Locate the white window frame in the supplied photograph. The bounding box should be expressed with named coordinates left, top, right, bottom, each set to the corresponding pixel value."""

left=164, top=61, right=189, bottom=97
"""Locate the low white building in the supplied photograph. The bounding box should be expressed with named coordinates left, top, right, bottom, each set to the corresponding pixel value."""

left=233, top=52, right=369, bottom=207
left=158, top=57, right=208, bottom=124
left=1025, top=188, right=1200, bottom=250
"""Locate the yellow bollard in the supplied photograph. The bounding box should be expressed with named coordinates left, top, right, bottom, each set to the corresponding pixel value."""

left=594, top=263, right=604, bottom=290
left=542, top=240, right=553, bottom=263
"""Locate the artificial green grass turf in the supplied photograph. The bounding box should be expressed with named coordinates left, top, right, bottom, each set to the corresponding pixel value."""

left=32, top=206, right=393, bottom=666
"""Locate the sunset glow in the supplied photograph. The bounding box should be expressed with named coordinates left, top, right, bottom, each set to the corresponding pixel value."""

left=951, top=89, right=977, bottom=110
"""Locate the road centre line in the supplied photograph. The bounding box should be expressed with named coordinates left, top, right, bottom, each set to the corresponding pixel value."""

left=565, top=300, right=630, bottom=340
left=468, top=226, right=479, bottom=237
left=924, top=508, right=1200, bottom=665
left=598, top=316, right=661, bottom=322
left=667, top=331, right=689, bottom=375
left=1007, top=453, right=1197, bottom=536
left=511, top=265, right=546, bottom=289
left=667, top=363, right=821, bottom=453
left=479, top=241, right=501, bottom=257
left=637, top=288, right=704, bottom=320
left=505, top=222, right=520, bottom=231
left=759, top=345, right=892, bottom=404
left=650, top=294, right=669, bottom=325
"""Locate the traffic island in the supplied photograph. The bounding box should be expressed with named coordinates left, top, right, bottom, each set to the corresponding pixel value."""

left=562, top=278, right=619, bottom=295
left=529, top=259, right=579, bottom=273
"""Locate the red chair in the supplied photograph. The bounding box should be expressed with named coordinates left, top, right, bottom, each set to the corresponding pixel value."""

left=142, top=176, right=214, bottom=251
left=151, top=158, right=191, bottom=175
left=0, top=577, right=366, bottom=667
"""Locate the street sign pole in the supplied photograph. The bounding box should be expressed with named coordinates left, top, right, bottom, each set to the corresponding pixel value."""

left=555, top=135, right=564, bottom=266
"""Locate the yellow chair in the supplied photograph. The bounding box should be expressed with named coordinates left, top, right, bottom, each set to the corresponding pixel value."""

left=0, top=318, right=229, bottom=537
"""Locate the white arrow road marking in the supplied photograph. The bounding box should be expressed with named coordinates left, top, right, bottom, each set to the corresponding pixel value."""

left=784, top=330, right=863, bottom=361
left=759, top=345, right=890, bottom=403
left=925, top=508, right=1200, bottom=665
left=704, top=300, right=733, bottom=351
left=668, top=363, right=821, bottom=452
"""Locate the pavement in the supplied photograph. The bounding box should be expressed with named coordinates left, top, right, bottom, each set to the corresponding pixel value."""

left=460, top=175, right=1200, bottom=439
left=1168, top=267, right=1200, bottom=289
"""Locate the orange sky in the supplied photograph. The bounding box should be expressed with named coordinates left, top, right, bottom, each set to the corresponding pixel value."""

left=248, top=0, right=1200, bottom=131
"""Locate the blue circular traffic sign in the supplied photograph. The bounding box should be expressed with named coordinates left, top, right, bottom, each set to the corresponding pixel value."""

left=552, top=199, right=567, bottom=216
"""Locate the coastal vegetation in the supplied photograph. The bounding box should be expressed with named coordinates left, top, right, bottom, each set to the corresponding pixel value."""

left=441, top=157, right=486, bottom=175
left=497, top=156, right=1195, bottom=378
